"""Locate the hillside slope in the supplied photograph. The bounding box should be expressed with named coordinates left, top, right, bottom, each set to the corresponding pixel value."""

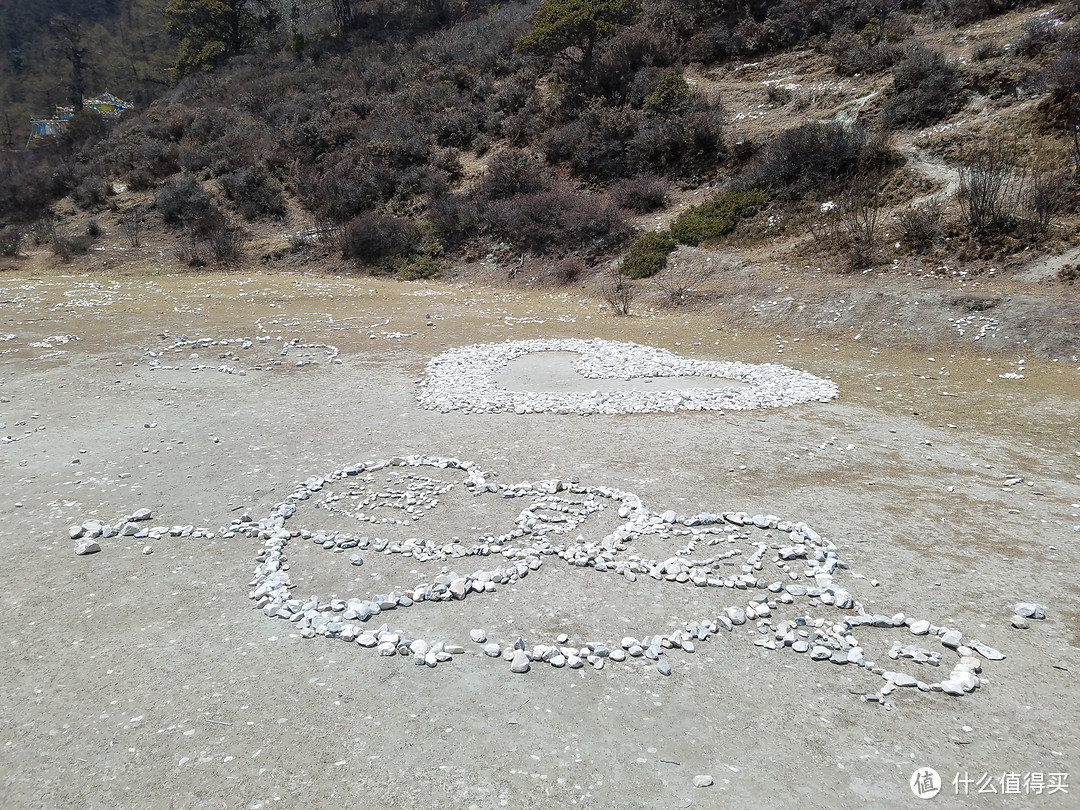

left=1, top=0, right=1079, bottom=356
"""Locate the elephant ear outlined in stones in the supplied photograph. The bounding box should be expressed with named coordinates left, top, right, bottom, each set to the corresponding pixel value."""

left=241, top=455, right=1000, bottom=704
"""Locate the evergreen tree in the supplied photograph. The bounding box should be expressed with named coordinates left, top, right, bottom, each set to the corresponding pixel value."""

left=164, top=0, right=279, bottom=77
left=516, top=0, right=639, bottom=81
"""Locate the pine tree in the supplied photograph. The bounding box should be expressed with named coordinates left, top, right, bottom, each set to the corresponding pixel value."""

left=515, top=0, right=638, bottom=82
left=164, top=0, right=279, bottom=77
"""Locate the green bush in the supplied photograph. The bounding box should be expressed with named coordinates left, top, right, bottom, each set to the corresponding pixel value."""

left=669, top=190, right=765, bottom=246
left=622, top=230, right=675, bottom=279
left=643, top=70, right=690, bottom=112
left=394, top=254, right=442, bottom=280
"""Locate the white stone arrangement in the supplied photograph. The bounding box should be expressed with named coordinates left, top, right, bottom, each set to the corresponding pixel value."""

left=417, top=338, right=839, bottom=415
left=235, top=455, right=1002, bottom=704
left=141, top=334, right=341, bottom=375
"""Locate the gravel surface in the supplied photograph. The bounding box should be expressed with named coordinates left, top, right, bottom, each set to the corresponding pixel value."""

left=1, top=271, right=1077, bottom=808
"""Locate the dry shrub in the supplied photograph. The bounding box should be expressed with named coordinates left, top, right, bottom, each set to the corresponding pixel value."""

left=551, top=257, right=585, bottom=285
left=840, top=183, right=882, bottom=268
left=895, top=200, right=945, bottom=251
left=206, top=213, right=245, bottom=265
left=51, top=233, right=92, bottom=263
left=0, top=225, right=22, bottom=257
left=958, top=139, right=1023, bottom=237
left=601, top=265, right=635, bottom=315
left=738, top=122, right=890, bottom=198
left=972, top=39, right=1001, bottom=61
left=880, top=45, right=965, bottom=129
left=427, top=193, right=482, bottom=245
left=175, top=237, right=207, bottom=268
left=808, top=200, right=843, bottom=246
left=828, top=32, right=903, bottom=77
left=157, top=176, right=215, bottom=231
left=945, top=0, right=1023, bottom=26
left=72, top=176, right=110, bottom=210
left=220, top=167, right=287, bottom=221
left=609, top=174, right=667, bottom=212
left=474, top=150, right=552, bottom=200
left=487, top=183, right=631, bottom=255
left=1028, top=166, right=1069, bottom=233
left=1014, top=16, right=1059, bottom=57
left=121, top=208, right=144, bottom=247
left=342, top=211, right=421, bottom=264
left=653, top=254, right=720, bottom=307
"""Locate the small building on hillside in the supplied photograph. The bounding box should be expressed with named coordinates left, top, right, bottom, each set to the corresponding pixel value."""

left=27, top=93, right=134, bottom=147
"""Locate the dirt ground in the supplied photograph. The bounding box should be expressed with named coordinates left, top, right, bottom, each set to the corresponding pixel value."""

left=1, top=268, right=1078, bottom=809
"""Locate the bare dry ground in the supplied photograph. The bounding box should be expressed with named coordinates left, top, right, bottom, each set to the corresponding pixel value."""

left=1, top=269, right=1077, bottom=808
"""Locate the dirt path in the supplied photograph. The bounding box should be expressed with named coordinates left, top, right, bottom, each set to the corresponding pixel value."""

left=898, top=137, right=962, bottom=201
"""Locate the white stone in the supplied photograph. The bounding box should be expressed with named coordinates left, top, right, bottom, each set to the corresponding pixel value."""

left=74, top=539, right=101, bottom=555
left=510, top=651, right=530, bottom=673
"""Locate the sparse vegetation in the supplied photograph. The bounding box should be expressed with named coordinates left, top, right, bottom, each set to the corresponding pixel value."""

left=958, top=138, right=1023, bottom=238
left=0, top=0, right=1074, bottom=307
left=601, top=263, right=635, bottom=315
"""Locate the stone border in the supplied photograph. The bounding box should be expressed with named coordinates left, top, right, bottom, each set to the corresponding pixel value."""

left=234, top=456, right=1000, bottom=705
left=417, top=338, right=838, bottom=414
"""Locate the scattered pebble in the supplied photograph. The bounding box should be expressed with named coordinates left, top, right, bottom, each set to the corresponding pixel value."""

left=1014, top=603, right=1047, bottom=620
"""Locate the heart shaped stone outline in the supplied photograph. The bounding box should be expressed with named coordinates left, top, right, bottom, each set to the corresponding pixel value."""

left=417, top=338, right=838, bottom=414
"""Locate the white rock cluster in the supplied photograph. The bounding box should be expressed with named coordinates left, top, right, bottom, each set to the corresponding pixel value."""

left=417, top=338, right=838, bottom=415
left=70, top=507, right=214, bottom=555
left=228, top=455, right=1000, bottom=703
